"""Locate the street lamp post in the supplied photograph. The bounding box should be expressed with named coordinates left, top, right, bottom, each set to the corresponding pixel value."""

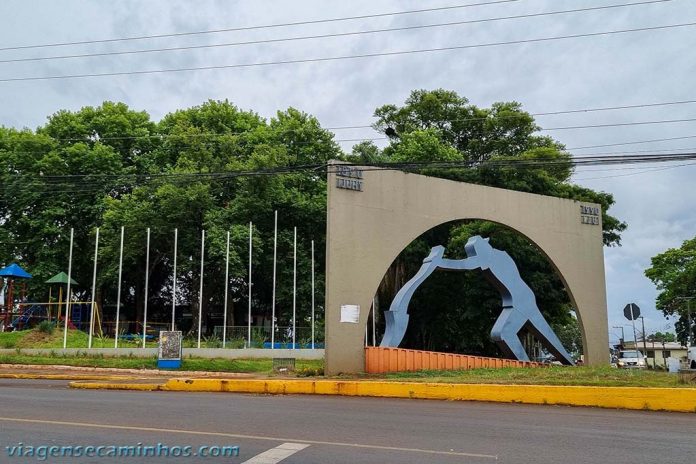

left=612, top=326, right=625, bottom=347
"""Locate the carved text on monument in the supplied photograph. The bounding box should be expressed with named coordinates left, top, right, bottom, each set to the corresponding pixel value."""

left=336, top=165, right=364, bottom=191
left=580, top=205, right=600, bottom=225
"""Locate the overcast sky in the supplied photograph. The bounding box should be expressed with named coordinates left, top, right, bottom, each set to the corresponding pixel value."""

left=1, top=0, right=695, bottom=342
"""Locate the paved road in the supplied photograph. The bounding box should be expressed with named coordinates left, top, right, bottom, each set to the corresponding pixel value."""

left=0, top=379, right=694, bottom=463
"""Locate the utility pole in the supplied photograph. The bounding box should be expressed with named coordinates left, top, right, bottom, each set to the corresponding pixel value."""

left=639, top=316, right=647, bottom=358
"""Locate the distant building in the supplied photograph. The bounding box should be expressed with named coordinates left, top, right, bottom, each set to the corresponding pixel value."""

left=623, top=340, right=688, bottom=368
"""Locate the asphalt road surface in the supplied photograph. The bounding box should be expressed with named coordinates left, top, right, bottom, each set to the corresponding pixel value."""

left=0, top=379, right=694, bottom=463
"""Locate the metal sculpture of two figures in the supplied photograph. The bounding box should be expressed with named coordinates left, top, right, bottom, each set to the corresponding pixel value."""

left=381, top=235, right=575, bottom=365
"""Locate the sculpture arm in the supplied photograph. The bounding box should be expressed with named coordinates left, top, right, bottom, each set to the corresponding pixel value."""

left=380, top=246, right=444, bottom=347
left=391, top=246, right=445, bottom=310
left=438, top=256, right=482, bottom=271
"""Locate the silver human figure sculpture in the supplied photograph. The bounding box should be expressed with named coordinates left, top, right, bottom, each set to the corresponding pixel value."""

left=380, top=235, right=575, bottom=365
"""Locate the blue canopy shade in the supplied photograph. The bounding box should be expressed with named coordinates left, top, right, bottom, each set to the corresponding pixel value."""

left=0, top=263, right=32, bottom=279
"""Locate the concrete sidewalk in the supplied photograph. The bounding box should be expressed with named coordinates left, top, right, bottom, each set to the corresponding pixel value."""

left=0, top=363, right=254, bottom=380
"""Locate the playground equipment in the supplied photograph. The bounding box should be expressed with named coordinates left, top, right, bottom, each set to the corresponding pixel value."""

left=0, top=267, right=104, bottom=336
left=0, top=263, right=32, bottom=331
left=46, top=271, right=78, bottom=323
left=10, top=301, right=103, bottom=334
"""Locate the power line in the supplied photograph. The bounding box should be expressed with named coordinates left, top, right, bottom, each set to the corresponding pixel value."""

left=533, top=100, right=696, bottom=117
left=3, top=152, right=696, bottom=201
left=542, top=117, right=696, bottom=131
left=567, top=134, right=696, bottom=150
left=2, top=21, right=693, bottom=83
left=571, top=146, right=696, bottom=157
left=4, top=151, right=696, bottom=184
left=0, top=0, right=521, bottom=52
left=0, top=1, right=668, bottom=64
left=574, top=162, right=696, bottom=180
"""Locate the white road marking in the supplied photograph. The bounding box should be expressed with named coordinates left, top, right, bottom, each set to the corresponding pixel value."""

left=242, top=443, right=310, bottom=463
left=0, top=416, right=497, bottom=459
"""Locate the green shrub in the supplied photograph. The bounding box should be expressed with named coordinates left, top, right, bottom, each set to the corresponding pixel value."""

left=202, top=335, right=222, bottom=348
left=226, top=337, right=246, bottom=349
left=296, top=366, right=324, bottom=377
left=37, top=320, right=55, bottom=335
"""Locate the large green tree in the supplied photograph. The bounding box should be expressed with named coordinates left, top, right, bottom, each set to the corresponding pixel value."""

left=359, top=89, right=625, bottom=356
left=645, top=238, right=696, bottom=345
left=1, top=100, right=336, bottom=342
left=0, top=102, right=156, bottom=299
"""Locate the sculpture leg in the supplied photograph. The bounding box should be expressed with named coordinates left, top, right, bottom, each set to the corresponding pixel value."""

left=526, top=314, right=575, bottom=365
left=490, top=308, right=530, bottom=362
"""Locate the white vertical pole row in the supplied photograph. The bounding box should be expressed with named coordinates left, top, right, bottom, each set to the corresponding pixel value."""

left=247, top=222, right=253, bottom=348
left=311, top=239, right=315, bottom=350
left=292, top=227, right=297, bottom=350
left=271, top=210, right=278, bottom=350
left=372, top=296, right=377, bottom=347
left=142, top=228, right=150, bottom=349
left=365, top=323, right=368, bottom=347
left=114, top=226, right=124, bottom=348
left=197, top=229, right=205, bottom=349
left=171, top=228, right=177, bottom=331
left=222, top=231, right=230, bottom=349
left=88, top=227, right=99, bottom=349
left=62, top=228, right=74, bottom=349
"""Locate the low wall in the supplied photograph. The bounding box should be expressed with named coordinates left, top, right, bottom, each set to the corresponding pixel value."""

left=0, top=348, right=324, bottom=360
left=365, top=347, right=542, bottom=373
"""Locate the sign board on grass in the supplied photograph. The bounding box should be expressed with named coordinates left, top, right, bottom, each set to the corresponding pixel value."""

left=158, top=331, right=182, bottom=369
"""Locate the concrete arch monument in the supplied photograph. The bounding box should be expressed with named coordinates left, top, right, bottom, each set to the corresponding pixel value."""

left=324, top=162, right=608, bottom=374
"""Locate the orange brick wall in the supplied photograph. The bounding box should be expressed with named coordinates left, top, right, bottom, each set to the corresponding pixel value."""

left=365, top=346, right=544, bottom=374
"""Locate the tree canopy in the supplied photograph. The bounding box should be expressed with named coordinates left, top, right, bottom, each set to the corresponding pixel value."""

left=645, top=237, right=696, bottom=345
left=360, top=89, right=625, bottom=355
left=1, top=90, right=625, bottom=355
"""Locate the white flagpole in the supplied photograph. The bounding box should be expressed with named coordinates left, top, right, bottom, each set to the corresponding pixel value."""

left=62, top=228, right=74, bottom=349
left=114, top=226, right=124, bottom=348
left=247, top=222, right=253, bottom=348
left=171, top=228, right=177, bottom=331
left=292, top=226, right=297, bottom=350
left=271, top=210, right=277, bottom=350
left=142, top=228, right=150, bottom=349
left=311, top=239, right=315, bottom=349
left=197, top=229, right=205, bottom=349
left=222, top=231, right=230, bottom=348
left=88, top=227, right=99, bottom=349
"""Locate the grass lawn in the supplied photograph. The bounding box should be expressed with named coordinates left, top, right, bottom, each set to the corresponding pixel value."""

left=380, top=366, right=694, bottom=388
left=2, top=329, right=689, bottom=385
left=0, top=327, right=323, bottom=374
left=0, top=352, right=323, bottom=374
left=0, top=328, right=251, bottom=349
left=0, top=328, right=157, bottom=349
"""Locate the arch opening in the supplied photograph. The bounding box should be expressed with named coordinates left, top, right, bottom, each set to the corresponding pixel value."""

left=368, top=219, right=584, bottom=363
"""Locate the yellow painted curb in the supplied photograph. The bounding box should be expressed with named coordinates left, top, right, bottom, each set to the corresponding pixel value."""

left=0, top=373, right=142, bottom=381
left=66, top=378, right=696, bottom=413
left=161, top=379, right=696, bottom=413
left=69, top=381, right=163, bottom=391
